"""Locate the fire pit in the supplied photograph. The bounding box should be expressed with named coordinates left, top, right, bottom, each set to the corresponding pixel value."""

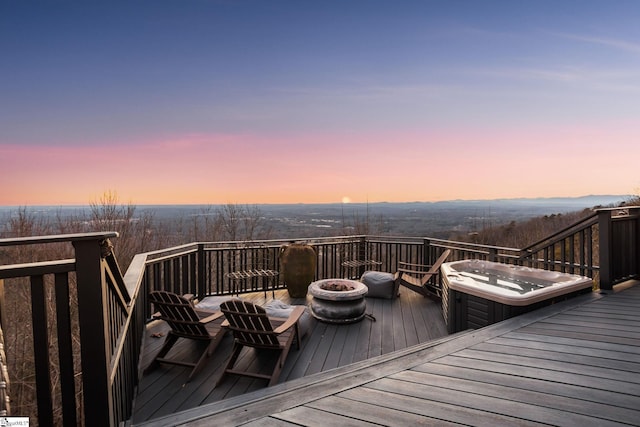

left=308, top=279, right=368, bottom=324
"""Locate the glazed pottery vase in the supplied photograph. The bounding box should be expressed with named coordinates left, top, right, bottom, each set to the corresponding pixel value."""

left=279, top=243, right=317, bottom=298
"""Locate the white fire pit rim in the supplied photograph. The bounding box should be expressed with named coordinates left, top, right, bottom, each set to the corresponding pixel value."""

left=308, top=278, right=368, bottom=301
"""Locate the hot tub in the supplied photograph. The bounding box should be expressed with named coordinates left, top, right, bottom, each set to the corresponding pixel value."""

left=441, top=260, right=593, bottom=333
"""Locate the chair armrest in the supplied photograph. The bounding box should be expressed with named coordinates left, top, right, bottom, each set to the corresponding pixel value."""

left=397, top=268, right=427, bottom=275
left=198, top=311, right=224, bottom=324
left=398, top=261, right=432, bottom=271
left=396, top=271, right=422, bottom=287
left=273, top=306, right=306, bottom=334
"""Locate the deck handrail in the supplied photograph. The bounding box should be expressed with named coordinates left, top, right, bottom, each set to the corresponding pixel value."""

left=521, top=211, right=599, bottom=253
left=0, top=232, right=142, bottom=426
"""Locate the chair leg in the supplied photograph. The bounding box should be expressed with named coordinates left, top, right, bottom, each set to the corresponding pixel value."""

left=267, top=348, right=286, bottom=387
left=294, top=325, right=301, bottom=350
left=156, top=334, right=179, bottom=358
left=144, top=334, right=178, bottom=374
left=187, top=337, right=223, bottom=383
left=217, top=342, right=243, bottom=386
left=268, top=329, right=298, bottom=386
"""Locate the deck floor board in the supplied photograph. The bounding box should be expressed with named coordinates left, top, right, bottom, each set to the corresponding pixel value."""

left=411, top=362, right=640, bottom=411
left=305, top=395, right=459, bottom=426
left=132, top=282, right=640, bottom=427
left=132, top=288, right=446, bottom=423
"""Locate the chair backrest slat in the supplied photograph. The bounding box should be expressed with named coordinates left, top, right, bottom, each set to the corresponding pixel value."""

left=220, top=300, right=280, bottom=348
left=421, top=249, right=452, bottom=286
left=149, top=291, right=209, bottom=338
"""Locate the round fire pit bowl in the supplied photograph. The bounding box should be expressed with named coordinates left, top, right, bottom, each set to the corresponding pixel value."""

left=308, top=279, right=368, bottom=324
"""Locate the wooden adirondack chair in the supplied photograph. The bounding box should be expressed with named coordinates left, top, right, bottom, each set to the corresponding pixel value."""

left=218, top=299, right=305, bottom=387
left=395, top=249, right=452, bottom=300
left=146, top=291, right=227, bottom=382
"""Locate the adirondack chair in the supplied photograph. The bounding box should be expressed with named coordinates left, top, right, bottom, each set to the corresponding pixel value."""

left=218, top=299, right=305, bottom=387
left=146, top=291, right=227, bottom=382
left=395, top=249, right=452, bottom=300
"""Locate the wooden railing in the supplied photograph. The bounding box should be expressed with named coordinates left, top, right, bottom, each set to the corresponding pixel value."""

left=0, top=206, right=637, bottom=425
left=512, top=206, right=639, bottom=289
left=0, top=232, right=143, bottom=427
left=140, top=207, right=639, bottom=305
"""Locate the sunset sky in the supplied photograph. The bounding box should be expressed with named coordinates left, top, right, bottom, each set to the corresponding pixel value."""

left=1, top=1, right=639, bottom=206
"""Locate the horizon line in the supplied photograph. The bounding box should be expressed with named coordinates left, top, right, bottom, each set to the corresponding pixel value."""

left=0, top=194, right=631, bottom=209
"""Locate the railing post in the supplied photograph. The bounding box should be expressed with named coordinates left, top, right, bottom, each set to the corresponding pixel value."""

left=636, top=208, right=640, bottom=280
left=197, top=243, right=206, bottom=298
left=73, top=238, right=113, bottom=426
left=598, top=209, right=613, bottom=290
left=423, top=238, right=432, bottom=265
left=359, top=236, right=367, bottom=257
left=488, top=247, right=497, bottom=262
left=357, top=236, right=367, bottom=277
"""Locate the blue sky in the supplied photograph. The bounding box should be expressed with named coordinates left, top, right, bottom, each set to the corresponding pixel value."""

left=1, top=1, right=639, bottom=204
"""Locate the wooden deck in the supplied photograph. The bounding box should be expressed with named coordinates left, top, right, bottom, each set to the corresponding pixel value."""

left=131, top=287, right=448, bottom=424
left=132, top=281, right=640, bottom=426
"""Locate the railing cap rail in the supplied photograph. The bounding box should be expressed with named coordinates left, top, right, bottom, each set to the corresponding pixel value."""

left=0, top=231, right=118, bottom=247
left=595, top=205, right=640, bottom=212
left=426, top=237, right=520, bottom=253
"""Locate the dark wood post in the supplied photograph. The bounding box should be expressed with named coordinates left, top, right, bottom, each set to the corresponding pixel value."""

left=598, top=209, right=613, bottom=291
left=73, top=238, right=113, bottom=426
left=197, top=243, right=206, bottom=298
left=30, top=274, right=54, bottom=426
left=636, top=208, right=640, bottom=281
left=423, top=238, right=432, bottom=265
left=357, top=236, right=367, bottom=277
left=488, top=247, right=497, bottom=262
left=625, top=207, right=640, bottom=284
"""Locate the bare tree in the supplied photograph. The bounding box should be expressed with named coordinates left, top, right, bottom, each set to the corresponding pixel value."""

left=217, top=204, right=270, bottom=241
left=192, top=205, right=224, bottom=242
left=241, top=204, right=271, bottom=240
left=218, top=203, right=242, bottom=241
left=623, top=193, right=640, bottom=207
left=341, top=203, right=386, bottom=236
left=88, top=190, right=158, bottom=269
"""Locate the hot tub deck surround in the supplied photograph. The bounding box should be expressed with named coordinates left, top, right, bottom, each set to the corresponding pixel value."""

left=442, top=260, right=595, bottom=334
left=442, top=259, right=594, bottom=304
left=135, top=281, right=640, bottom=427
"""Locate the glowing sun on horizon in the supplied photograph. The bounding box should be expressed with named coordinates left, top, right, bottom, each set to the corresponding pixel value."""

left=341, top=196, right=351, bottom=204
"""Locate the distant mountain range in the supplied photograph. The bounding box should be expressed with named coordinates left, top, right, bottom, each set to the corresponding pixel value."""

left=0, top=194, right=631, bottom=214
left=443, top=195, right=630, bottom=206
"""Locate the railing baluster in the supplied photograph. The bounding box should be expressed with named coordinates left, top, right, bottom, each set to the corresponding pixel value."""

left=30, top=274, right=54, bottom=426
left=197, top=244, right=206, bottom=298
left=172, top=257, right=180, bottom=294
left=54, top=272, right=77, bottom=427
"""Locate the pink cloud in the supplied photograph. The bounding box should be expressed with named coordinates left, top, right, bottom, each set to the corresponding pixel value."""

left=1, top=122, right=638, bottom=205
